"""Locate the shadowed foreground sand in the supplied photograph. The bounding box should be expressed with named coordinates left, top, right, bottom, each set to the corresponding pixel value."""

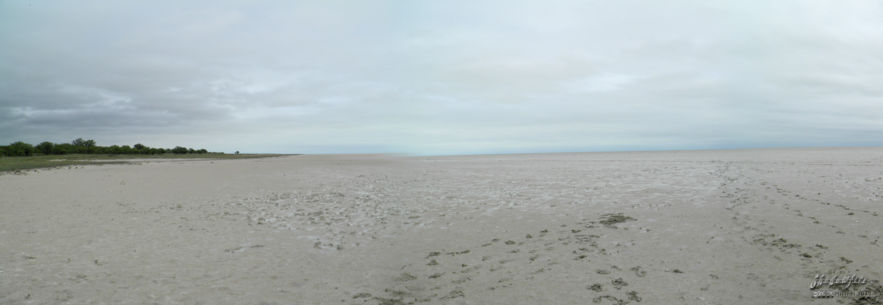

left=2, top=148, right=882, bottom=305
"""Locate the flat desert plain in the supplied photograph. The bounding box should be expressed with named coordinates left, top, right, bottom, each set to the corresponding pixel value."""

left=2, top=148, right=882, bottom=305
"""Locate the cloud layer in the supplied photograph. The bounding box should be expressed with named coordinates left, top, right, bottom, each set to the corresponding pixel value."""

left=2, top=0, right=882, bottom=154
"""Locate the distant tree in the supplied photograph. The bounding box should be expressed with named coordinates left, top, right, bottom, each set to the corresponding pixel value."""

left=235, top=150, right=240, bottom=155
left=36, top=142, right=54, bottom=155
left=72, top=138, right=96, bottom=147
left=52, top=143, right=74, bottom=155
left=69, top=138, right=96, bottom=153
left=1, top=139, right=215, bottom=157
left=7, top=141, right=35, bottom=156
left=171, top=146, right=188, bottom=154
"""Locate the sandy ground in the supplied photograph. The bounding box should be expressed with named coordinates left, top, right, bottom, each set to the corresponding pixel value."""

left=1, top=148, right=882, bottom=305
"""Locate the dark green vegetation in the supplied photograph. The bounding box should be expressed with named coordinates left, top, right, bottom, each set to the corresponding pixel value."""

left=0, top=153, right=286, bottom=173
left=0, top=138, right=210, bottom=157
left=0, top=138, right=286, bottom=173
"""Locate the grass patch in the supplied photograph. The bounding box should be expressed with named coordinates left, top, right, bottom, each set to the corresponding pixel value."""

left=0, top=153, right=289, bottom=173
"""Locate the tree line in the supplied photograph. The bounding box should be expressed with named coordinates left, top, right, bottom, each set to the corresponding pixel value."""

left=0, top=138, right=213, bottom=157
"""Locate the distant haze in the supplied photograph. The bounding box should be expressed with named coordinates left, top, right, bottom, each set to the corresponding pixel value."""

left=2, top=1, right=882, bottom=155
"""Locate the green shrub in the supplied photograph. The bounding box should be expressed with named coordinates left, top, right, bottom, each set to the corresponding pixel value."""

left=1, top=138, right=212, bottom=157
left=36, top=142, right=54, bottom=155
left=7, top=141, right=35, bottom=156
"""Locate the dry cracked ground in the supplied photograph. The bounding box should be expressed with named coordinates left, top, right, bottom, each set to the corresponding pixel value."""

left=1, top=148, right=882, bottom=305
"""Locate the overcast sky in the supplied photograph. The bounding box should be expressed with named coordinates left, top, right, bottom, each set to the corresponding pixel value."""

left=1, top=1, right=882, bottom=154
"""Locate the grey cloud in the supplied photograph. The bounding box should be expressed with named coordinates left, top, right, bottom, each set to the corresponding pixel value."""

left=1, top=0, right=882, bottom=154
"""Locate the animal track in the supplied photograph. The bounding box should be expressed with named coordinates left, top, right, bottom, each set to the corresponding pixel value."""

left=356, top=214, right=643, bottom=304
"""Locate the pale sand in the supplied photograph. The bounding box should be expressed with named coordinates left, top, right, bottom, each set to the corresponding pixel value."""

left=1, top=148, right=882, bottom=305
